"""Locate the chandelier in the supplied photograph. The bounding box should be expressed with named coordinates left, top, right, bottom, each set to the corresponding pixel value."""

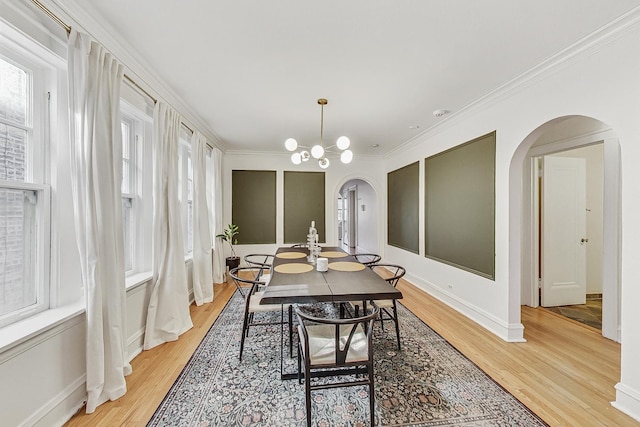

left=284, top=98, right=353, bottom=169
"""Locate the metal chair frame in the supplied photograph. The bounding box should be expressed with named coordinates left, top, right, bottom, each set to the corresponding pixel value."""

left=229, top=266, right=293, bottom=360
left=295, top=304, right=379, bottom=427
left=350, top=264, right=406, bottom=351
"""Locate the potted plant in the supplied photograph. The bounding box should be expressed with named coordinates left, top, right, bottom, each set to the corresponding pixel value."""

left=216, top=223, right=240, bottom=270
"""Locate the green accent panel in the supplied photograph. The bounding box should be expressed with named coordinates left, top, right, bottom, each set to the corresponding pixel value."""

left=284, top=171, right=325, bottom=243
left=425, top=131, right=496, bottom=279
left=232, top=170, right=276, bottom=244
left=387, top=162, right=420, bottom=254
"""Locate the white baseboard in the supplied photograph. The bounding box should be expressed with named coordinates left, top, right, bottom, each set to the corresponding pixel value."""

left=613, top=382, right=640, bottom=422
left=404, top=272, right=526, bottom=343
left=24, top=375, right=86, bottom=427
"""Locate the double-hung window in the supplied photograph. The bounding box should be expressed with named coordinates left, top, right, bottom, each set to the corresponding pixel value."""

left=119, top=96, right=152, bottom=278
left=121, top=114, right=137, bottom=273
left=0, top=49, right=51, bottom=328
left=178, top=126, right=193, bottom=256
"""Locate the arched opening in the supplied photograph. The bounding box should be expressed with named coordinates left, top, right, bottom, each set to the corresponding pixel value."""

left=510, top=115, right=621, bottom=341
left=336, top=178, right=379, bottom=255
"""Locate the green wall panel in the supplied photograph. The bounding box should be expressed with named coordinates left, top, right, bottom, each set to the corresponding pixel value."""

left=387, top=162, right=420, bottom=254
left=284, top=171, right=325, bottom=244
left=425, top=131, right=496, bottom=279
left=231, top=170, right=276, bottom=244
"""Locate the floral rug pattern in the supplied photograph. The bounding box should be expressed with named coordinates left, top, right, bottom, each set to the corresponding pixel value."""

left=148, top=291, right=548, bottom=426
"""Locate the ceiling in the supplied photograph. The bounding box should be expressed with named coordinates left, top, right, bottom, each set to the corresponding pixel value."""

left=72, top=0, right=640, bottom=157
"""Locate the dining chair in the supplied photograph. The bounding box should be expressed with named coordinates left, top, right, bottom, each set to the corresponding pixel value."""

left=353, top=253, right=381, bottom=268
left=350, top=264, right=406, bottom=351
left=243, top=253, right=274, bottom=284
left=295, top=304, right=379, bottom=427
left=229, top=266, right=293, bottom=360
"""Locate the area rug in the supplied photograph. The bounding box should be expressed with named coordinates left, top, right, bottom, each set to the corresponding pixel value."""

left=148, top=291, right=548, bottom=426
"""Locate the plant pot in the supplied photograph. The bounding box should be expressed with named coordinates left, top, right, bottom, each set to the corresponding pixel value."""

left=226, top=256, right=240, bottom=271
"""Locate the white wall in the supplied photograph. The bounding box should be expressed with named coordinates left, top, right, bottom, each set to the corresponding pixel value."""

left=221, top=152, right=386, bottom=261
left=382, top=14, right=640, bottom=420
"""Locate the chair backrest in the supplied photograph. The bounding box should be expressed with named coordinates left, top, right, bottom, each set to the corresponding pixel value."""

left=371, top=264, right=406, bottom=287
left=353, top=253, right=381, bottom=267
left=289, top=243, right=309, bottom=248
left=295, top=305, right=379, bottom=366
left=228, top=266, right=269, bottom=297
left=244, top=253, right=274, bottom=268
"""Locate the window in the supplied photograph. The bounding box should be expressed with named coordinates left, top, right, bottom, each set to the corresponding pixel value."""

left=0, top=51, right=50, bottom=328
left=178, top=126, right=193, bottom=256
left=121, top=115, right=136, bottom=272
left=120, top=97, right=152, bottom=278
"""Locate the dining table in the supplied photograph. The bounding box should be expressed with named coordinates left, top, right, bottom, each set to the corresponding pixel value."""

left=261, top=246, right=403, bottom=379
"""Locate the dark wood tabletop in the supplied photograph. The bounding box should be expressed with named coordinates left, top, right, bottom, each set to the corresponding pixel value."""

left=261, top=246, right=403, bottom=305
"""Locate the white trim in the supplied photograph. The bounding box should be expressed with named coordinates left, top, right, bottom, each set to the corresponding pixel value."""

left=406, top=273, right=526, bottom=343
left=387, top=8, right=640, bottom=159
left=0, top=301, right=84, bottom=359
left=613, top=382, right=640, bottom=423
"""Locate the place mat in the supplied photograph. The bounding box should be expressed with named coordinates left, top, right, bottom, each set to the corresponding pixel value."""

left=327, top=261, right=366, bottom=272
left=275, top=252, right=307, bottom=260
left=319, top=251, right=348, bottom=258
left=274, top=263, right=314, bottom=274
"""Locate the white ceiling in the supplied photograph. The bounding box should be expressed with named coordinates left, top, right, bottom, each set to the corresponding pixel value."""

left=72, top=0, right=640, bottom=157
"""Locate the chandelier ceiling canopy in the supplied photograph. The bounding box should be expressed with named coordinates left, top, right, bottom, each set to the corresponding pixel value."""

left=285, top=98, right=353, bottom=169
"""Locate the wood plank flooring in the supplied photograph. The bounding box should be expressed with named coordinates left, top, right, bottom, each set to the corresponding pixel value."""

left=65, top=279, right=639, bottom=426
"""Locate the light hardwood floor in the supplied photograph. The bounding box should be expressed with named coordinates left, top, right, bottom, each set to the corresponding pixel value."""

left=65, top=279, right=639, bottom=426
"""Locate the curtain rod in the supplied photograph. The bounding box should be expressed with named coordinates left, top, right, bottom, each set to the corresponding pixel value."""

left=29, top=0, right=157, bottom=104
left=29, top=0, right=196, bottom=134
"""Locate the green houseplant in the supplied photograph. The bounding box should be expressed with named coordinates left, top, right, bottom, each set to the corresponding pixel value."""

left=216, top=223, right=240, bottom=270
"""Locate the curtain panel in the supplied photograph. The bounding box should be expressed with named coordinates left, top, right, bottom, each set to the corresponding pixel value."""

left=144, top=102, right=193, bottom=350
left=212, top=147, right=225, bottom=283
left=191, top=131, right=213, bottom=305
left=67, top=29, right=131, bottom=414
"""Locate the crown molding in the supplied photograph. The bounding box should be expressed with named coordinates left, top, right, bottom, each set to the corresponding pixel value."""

left=388, top=5, right=640, bottom=159
left=43, top=0, right=225, bottom=151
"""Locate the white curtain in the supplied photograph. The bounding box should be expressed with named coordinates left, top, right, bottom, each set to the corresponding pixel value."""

left=67, top=29, right=131, bottom=414
left=144, top=102, right=193, bottom=350
left=211, top=147, right=225, bottom=283
left=191, top=131, right=213, bottom=304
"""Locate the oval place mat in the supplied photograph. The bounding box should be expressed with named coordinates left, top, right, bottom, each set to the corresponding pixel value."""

left=276, top=252, right=307, bottom=260
left=327, top=261, right=366, bottom=272
left=319, top=251, right=348, bottom=258
left=274, top=263, right=314, bottom=274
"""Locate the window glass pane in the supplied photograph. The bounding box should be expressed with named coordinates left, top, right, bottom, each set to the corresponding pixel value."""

left=0, top=57, right=28, bottom=127
left=187, top=154, right=193, bottom=253
left=0, top=188, right=37, bottom=317
left=122, top=197, right=132, bottom=272
left=0, top=123, right=27, bottom=181
left=121, top=121, right=130, bottom=193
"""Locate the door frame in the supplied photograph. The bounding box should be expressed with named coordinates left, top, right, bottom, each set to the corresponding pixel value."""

left=523, top=129, right=621, bottom=342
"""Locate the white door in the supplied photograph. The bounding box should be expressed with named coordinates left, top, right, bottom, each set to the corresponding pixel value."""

left=541, top=156, right=587, bottom=307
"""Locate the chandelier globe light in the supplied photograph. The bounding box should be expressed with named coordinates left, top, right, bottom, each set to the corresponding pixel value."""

left=284, top=98, right=353, bottom=168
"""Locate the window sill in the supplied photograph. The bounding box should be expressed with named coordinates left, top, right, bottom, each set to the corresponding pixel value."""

left=0, top=300, right=85, bottom=355
left=126, top=271, right=153, bottom=290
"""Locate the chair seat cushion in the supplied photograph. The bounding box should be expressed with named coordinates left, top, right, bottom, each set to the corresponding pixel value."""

left=299, top=323, right=369, bottom=366
left=350, top=299, right=393, bottom=309
left=249, top=292, right=282, bottom=313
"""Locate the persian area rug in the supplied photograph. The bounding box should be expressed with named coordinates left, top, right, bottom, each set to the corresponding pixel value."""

left=148, top=291, right=548, bottom=426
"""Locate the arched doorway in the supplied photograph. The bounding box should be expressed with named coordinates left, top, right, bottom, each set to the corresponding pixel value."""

left=510, top=115, right=621, bottom=342
left=337, top=179, right=378, bottom=255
